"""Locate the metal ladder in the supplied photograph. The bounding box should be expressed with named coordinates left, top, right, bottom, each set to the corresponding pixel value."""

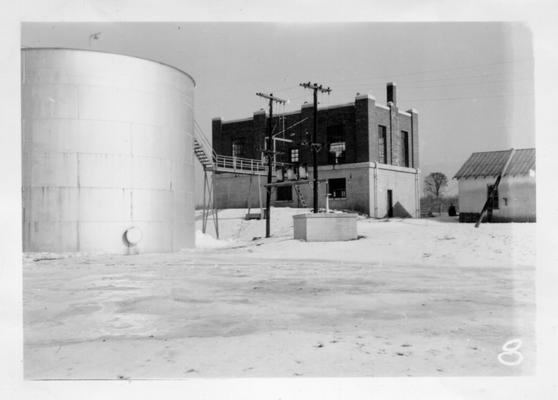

left=294, top=184, right=307, bottom=208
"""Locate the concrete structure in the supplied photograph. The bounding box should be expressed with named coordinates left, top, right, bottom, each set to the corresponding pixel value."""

left=453, top=148, right=536, bottom=222
left=293, top=213, right=357, bottom=241
left=212, top=83, right=420, bottom=217
left=22, top=48, right=196, bottom=253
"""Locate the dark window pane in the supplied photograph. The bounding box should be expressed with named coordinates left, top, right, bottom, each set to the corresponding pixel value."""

left=401, top=130, right=409, bottom=167
left=378, top=125, right=387, bottom=163
left=328, top=178, right=346, bottom=199
left=232, top=138, right=245, bottom=158
left=277, top=186, right=293, bottom=201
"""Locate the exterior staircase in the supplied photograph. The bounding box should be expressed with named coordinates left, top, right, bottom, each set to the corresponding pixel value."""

left=193, top=137, right=214, bottom=171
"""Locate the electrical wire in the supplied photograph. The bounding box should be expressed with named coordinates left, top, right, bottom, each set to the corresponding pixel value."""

left=403, top=91, right=534, bottom=103
left=331, top=73, right=532, bottom=91
left=265, top=58, right=533, bottom=114
left=322, top=57, right=533, bottom=87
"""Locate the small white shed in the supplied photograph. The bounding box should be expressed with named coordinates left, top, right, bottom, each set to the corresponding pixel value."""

left=453, top=148, right=536, bottom=222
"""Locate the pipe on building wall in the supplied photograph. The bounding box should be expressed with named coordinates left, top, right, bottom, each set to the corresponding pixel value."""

left=409, top=109, right=414, bottom=168
left=373, top=162, right=379, bottom=218
left=388, top=104, right=393, bottom=165
left=415, top=171, right=421, bottom=218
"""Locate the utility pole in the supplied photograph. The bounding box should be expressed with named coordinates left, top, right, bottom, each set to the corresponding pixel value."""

left=256, top=92, right=287, bottom=238
left=299, top=82, right=331, bottom=213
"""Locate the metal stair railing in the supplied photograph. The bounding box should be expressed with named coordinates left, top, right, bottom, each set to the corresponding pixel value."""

left=193, top=119, right=294, bottom=174
left=214, top=154, right=266, bottom=174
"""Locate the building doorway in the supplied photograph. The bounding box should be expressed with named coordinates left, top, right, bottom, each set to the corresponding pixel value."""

left=486, top=184, right=499, bottom=222
left=387, top=190, right=394, bottom=218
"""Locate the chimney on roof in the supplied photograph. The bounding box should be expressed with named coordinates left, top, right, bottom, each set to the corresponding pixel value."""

left=387, top=82, right=396, bottom=105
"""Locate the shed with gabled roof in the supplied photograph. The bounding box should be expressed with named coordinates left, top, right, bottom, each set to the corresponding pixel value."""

left=453, top=148, right=536, bottom=222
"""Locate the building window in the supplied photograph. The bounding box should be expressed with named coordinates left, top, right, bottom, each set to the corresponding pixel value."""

left=232, top=138, right=245, bottom=158
left=327, top=124, right=346, bottom=164
left=276, top=186, right=292, bottom=201
left=378, top=125, right=387, bottom=164
left=290, top=148, right=299, bottom=163
left=487, top=184, right=499, bottom=210
left=328, top=178, right=347, bottom=199
left=401, top=130, right=409, bottom=167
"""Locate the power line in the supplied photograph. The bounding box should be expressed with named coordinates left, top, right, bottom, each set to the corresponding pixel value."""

left=331, top=71, right=533, bottom=91
left=269, top=58, right=532, bottom=102
left=395, top=77, right=532, bottom=90
left=403, top=91, right=534, bottom=103
left=323, top=57, right=533, bottom=87
left=327, top=77, right=533, bottom=99
left=273, top=117, right=309, bottom=136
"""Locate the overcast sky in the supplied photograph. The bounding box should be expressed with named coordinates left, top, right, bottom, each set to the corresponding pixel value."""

left=22, top=22, right=534, bottom=194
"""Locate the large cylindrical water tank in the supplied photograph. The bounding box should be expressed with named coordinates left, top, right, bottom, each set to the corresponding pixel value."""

left=22, top=48, right=196, bottom=253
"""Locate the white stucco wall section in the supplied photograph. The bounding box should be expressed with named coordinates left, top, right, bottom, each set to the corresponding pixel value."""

left=457, top=175, right=536, bottom=221
left=370, top=163, right=420, bottom=218
left=214, top=162, right=420, bottom=219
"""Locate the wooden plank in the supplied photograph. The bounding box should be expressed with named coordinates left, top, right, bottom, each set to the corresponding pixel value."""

left=474, top=149, right=515, bottom=228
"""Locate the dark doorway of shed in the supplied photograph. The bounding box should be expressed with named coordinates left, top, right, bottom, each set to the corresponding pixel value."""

left=486, top=184, right=499, bottom=222
left=387, top=190, right=393, bottom=218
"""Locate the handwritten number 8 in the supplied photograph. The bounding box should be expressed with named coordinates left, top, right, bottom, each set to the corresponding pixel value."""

left=497, top=338, right=523, bottom=366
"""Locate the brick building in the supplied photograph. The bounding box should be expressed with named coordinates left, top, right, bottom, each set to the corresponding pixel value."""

left=212, top=83, right=420, bottom=218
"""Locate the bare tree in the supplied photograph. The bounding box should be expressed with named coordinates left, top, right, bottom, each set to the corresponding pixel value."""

left=424, top=172, right=448, bottom=215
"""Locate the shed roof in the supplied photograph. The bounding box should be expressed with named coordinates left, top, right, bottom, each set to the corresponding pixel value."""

left=453, top=148, right=535, bottom=179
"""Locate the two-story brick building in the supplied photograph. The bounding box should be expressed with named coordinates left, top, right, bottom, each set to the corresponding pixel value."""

left=212, top=83, right=420, bottom=218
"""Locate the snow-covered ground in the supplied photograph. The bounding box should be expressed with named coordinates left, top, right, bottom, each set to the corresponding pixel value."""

left=23, top=208, right=536, bottom=378
left=197, top=208, right=535, bottom=268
